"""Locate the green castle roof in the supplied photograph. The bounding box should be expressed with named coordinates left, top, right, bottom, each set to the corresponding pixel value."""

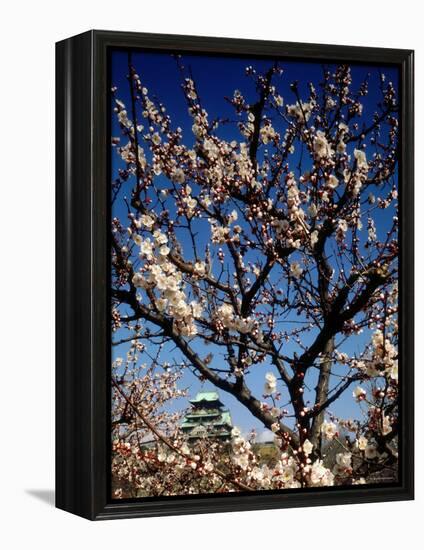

left=185, top=410, right=221, bottom=419
left=189, top=391, right=223, bottom=405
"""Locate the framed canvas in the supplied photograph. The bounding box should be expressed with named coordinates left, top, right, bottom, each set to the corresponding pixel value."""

left=56, top=30, right=414, bottom=520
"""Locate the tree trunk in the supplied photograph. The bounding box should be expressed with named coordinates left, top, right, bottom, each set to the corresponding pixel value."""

left=310, top=337, right=334, bottom=450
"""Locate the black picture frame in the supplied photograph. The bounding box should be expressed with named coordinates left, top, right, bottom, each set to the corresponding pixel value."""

left=56, top=30, right=414, bottom=521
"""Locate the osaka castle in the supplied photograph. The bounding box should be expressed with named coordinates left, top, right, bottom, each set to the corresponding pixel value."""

left=181, top=391, right=233, bottom=441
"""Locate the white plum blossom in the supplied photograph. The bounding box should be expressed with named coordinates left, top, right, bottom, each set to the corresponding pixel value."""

left=303, top=439, right=313, bottom=456
left=151, top=132, right=162, bottom=145
left=140, top=214, right=155, bottom=229
left=286, top=101, right=313, bottom=122
left=132, top=272, right=146, bottom=288
left=133, top=234, right=143, bottom=246
left=140, top=238, right=153, bottom=258
left=264, top=372, right=277, bottom=395
left=210, top=224, right=230, bottom=244
left=231, top=426, right=241, bottom=438
left=364, top=443, right=378, bottom=460
left=356, top=435, right=368, bottom=451
left=290, top=262, right=303, bottom=279
left=354, top=148, right=368, bottom=170
left=308, top=203, right=318, bottom=218
left=333, top=452, right=352, bottom=477
left=275, top=94, right=284, bottom=107
left=310, top=230, right=319, bottom=248
left=336, top=452, right=352, bottom=468
left=369, top=329, right=398, bottom=378
left=327, top=174, right=339, bottom=189
left=193, top=261, right=206, bottom=277
left=190, top=301, right=203, bottom=318
left=309, top=459, right=334, bottom=487
left=153, top=230, right=168, bottom=245
left=171, top=167, right=185, bottom=184
left=321, top=421, right=338, bottom=440
left=228, top=209, right=238, bottom=224
left=260, top=124, right=277, bottom=144
left=117, top=109, right=132, bottom=128
left=382, top=414, right=392, bottom=435
left=159, top=245, right=171, bottom=257
left=337, top=219, right=348, bottom=235
left=217, top=302, right=234, bottom=325
left=353, top=477, right=367, bottom=485
left=157, top=450, right=167, bottom=462
left=234, top=316, right=255, bottom=334
left=353, top=386, right=367, bottom=402
left=313, top=130, right=334, bottom=159
left=389, top=363, right=398, bottom=381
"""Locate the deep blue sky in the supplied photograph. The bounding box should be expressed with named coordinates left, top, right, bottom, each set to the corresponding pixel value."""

left=110, top=49, right=399, bottom=437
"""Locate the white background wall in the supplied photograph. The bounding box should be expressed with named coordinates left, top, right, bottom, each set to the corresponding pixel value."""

left=0, top=1, right=421, bottom=547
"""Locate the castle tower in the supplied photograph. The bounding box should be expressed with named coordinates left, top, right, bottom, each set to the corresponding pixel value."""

left=181, top=391, right=233, bottom=442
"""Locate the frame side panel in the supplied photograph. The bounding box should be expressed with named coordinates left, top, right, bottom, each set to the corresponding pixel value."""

left=55, top=32, right=95, bottom=520
left=399, top=50, right=414, bottom=499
